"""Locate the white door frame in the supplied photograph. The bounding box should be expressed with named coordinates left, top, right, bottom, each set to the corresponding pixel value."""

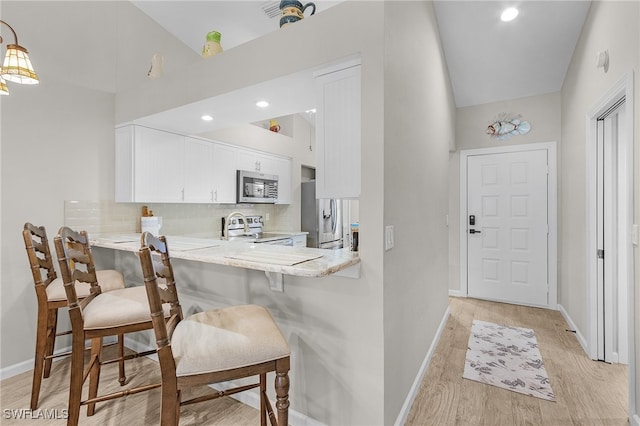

left=459, top=142, right=558, bottom=309
left=585, top=71, right=635, bottom=421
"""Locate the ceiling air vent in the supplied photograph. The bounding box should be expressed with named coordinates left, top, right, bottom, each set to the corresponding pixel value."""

left=261, top=1, right=281, bottom=19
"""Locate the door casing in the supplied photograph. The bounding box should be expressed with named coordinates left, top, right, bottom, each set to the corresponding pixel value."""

left=459, top=142, right=558, bottom=309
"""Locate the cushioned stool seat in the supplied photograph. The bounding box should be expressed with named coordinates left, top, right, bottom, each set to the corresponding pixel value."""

left=46, top=269, right=125, bottom=301
left=172, top=305, right=290, bottom=377
left=83, top=286, right=170, bottom=330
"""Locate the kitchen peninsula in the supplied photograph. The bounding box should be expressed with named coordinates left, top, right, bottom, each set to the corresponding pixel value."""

left=91, top=234, right=360, bottom=279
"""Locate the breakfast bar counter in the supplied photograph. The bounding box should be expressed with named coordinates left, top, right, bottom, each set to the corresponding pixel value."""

left=91, top=234, right=361, bottom=278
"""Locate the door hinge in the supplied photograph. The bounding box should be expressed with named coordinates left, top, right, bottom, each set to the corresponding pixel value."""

left=597, top=249, right=604, bottom=259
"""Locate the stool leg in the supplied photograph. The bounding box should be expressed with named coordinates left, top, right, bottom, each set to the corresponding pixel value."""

left=118, top=333, right=126, bottom=385
left=275, top=360, right=290, bottom=426
left=260, top=373, right=267, bottom=426
left=67, top=330, right=85, bottom=426
left=43, top=308, right=58, bottom=378
left=159, top=381, right=179, bottom=426
left=87, top=337, right=103, bottom=416
left=175, top=389, right=181, bottom=426
left=30, top=306, right=50, bottom=410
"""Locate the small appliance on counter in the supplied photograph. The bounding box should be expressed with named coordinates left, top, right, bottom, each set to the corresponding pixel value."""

left=223, top=214, right=295, bottom=246
left=141, top=216, right=162, bottom=235
left=301, top=181, right=343, bottom=249
left=236, top=170, right=279, bottom=204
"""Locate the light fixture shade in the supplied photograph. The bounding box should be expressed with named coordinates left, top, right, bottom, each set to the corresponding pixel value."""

left=1, top=44, right=39, bottom=84
left=0, top=75, right=8, bottom=95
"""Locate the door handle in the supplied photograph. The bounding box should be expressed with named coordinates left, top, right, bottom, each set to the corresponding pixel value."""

left=469, top=229, right=481, bottom=234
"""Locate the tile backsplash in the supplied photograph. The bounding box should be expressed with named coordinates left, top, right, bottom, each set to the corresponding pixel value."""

left=64, top=201, right=295, bottom=238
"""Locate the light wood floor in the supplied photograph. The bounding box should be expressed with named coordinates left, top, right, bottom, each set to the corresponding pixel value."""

left=0, top=345, right=260, bottom=425
left=406, top=297, right=628, bottom=425
left=0, top=297, right=628, bottom=425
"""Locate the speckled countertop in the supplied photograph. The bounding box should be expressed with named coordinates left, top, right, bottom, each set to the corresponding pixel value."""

left=91, top=234, right=360, bottom=278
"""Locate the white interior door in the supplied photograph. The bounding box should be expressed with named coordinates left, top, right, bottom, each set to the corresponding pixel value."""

left=466, top=149, right=549, bottom=306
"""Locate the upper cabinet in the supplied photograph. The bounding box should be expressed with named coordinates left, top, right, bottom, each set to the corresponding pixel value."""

left=183, top=137, right=215, bottom=203
left=314, top=61, right=361, bottom=199
left=115, top=124, right=292, bottom=204
left=116, top=125, right=185, bottom=202
left=211, top=143, right=238, bottom=204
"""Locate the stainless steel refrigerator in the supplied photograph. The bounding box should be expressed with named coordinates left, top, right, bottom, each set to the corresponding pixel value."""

left=301, top=181, right=343, bottom=249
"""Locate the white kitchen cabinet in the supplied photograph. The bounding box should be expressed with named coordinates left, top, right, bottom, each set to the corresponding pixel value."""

left=116, top=125, right=185, bottom=202
left=183, top=137, right=214, bottom=203
left=236, top=150, right=274, bottom=173
left=116, top=125, right=291, bottom=204
left=212, top=143, right=238, bottom=203
left=270, top=156, right=292, bottom=204
left=315, top=62, right=361, bottom=199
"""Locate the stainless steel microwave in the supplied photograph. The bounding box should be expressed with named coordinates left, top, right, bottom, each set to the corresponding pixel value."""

left=237, top=170, right=279, bottom=203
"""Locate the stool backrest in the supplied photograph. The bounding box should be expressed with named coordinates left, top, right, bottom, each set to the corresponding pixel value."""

left=23, top=223, right=57, bottom=305
left=53, top=226, right=100, bottom=312
left=139, top=232, right=183, bottom=351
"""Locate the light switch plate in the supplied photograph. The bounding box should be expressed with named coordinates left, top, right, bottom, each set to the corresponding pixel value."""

left=385, top=225, right=394, bottom=250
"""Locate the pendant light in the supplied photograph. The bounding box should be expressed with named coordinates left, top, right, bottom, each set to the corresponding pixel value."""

left=0, top=19, right=39, bottom=94
left=0, top=75, right=9, bottom=95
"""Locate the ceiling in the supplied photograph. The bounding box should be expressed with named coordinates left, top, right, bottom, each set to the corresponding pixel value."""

left=433, top=1, right=591, bottom=107
left=131, top=0, right=591, bottom=133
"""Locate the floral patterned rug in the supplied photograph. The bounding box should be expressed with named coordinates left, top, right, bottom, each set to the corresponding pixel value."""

left=463, top=320, right=556, bottom=401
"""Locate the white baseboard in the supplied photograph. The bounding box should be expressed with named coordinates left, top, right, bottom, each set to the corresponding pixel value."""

left=124, top=336, right=325, bottom=426
left=0, top=356, right=38, bottom=381
left=0, top=337, right=117, bottom=381
left=557, top=304, right=589, bottom=356
left=448, top=289, right=465, bottom=298
left=394, top=305, right=451, bottom=426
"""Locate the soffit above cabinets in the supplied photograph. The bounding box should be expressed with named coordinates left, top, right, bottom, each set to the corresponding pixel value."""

left=131, top=1, right=345, bottom=55
left=132, top=67, right=316, bottom=136
left=134, top=1, right=591, bottom=109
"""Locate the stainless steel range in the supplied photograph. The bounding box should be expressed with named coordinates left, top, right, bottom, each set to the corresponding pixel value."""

left=222, top=214, right=294, bottom=246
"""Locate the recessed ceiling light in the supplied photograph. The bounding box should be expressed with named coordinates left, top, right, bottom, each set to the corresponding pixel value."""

left=305, top=109, right=316, bottom=114
left=201, top=114, right=213, bottom=121
left=256, top=100, right=269, bottom=108
left=501, top=7, right=519, bottom=22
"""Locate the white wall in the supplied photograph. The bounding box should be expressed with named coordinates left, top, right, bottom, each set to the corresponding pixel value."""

left=382, top=3, right=454, bottom=423
left=559, top=1, right=639, bottom=419
left=0, top=0, right=198, bottom=368
left=560, top=0, right=639, bottom=344
left=448, top=93, right=562, bottom=293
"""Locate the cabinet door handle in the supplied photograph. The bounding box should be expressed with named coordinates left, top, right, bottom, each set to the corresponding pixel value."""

left=181, top=188, right=185, bottom=201
left=210, top=190, right=214, bottom=202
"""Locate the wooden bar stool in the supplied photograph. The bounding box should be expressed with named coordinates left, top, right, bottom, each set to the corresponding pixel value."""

left=22, top=223, right=127, bottom=410
left=138, top=232, right=291, bottom=426
left=54, top=226, right=168, bottom=426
